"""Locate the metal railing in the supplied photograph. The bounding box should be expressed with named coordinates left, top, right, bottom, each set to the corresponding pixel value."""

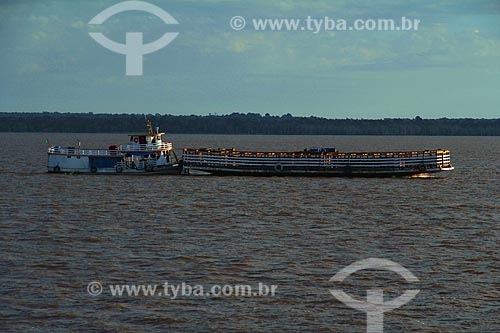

left=120, top=143, right=172, bottom=151
left=48, top=142, right=173, bottom=156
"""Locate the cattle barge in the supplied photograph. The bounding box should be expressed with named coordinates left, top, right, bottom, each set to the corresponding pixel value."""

left=182, top=147, right=454, bottom=177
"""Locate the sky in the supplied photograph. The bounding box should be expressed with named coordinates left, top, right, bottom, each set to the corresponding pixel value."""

left=1, top=0, right=500, bottom=118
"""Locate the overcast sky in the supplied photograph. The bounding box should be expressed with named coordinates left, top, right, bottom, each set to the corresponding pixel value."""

left=1, top=0, right=499, bottom=118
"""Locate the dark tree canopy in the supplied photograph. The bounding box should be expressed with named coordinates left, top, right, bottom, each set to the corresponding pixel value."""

left=0, top=112, right=498, bottom=135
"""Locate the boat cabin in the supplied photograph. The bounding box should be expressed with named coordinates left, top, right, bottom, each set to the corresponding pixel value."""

left=128, top=119, right=166, bottom=146
left=128, top=132, right=165, bottom=145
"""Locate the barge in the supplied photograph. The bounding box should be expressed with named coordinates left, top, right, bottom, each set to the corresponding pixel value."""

left=47, top=120, right=182, bottom=174
left=182, top=147, right=454, bottom=177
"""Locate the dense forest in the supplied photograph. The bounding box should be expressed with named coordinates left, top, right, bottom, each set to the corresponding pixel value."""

left=0, top=112, right=499, bottom=135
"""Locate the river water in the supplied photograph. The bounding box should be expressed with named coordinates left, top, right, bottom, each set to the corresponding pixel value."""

left=0, top=133, right=498, bottom=332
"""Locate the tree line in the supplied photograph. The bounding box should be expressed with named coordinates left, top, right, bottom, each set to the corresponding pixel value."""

left=0, top=112, right=499, bottom=135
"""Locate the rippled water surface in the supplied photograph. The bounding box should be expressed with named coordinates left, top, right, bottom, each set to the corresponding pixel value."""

left=0, top=133, right=499, bottom=332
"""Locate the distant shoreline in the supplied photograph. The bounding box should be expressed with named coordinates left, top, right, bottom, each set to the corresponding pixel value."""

left=1, top=112, right=499, bottom=136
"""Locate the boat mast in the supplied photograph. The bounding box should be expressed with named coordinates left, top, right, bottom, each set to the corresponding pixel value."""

left=146, top=118, right=154, bottom=135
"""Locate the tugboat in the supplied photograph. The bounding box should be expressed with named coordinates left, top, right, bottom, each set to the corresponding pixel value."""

left=47, top=120, right=182, bottom=174
left=182, top=147, right=454, bottom=177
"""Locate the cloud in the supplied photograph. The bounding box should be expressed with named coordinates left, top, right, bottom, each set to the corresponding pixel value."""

left=1, top=0, right=500, bottom=118
left=71, top=20, right=86, bottom=30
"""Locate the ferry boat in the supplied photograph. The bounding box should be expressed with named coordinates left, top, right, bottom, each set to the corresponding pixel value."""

left=47, top=120, right=182, bottom=174
left=182, top=147, right=454, bottom=177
